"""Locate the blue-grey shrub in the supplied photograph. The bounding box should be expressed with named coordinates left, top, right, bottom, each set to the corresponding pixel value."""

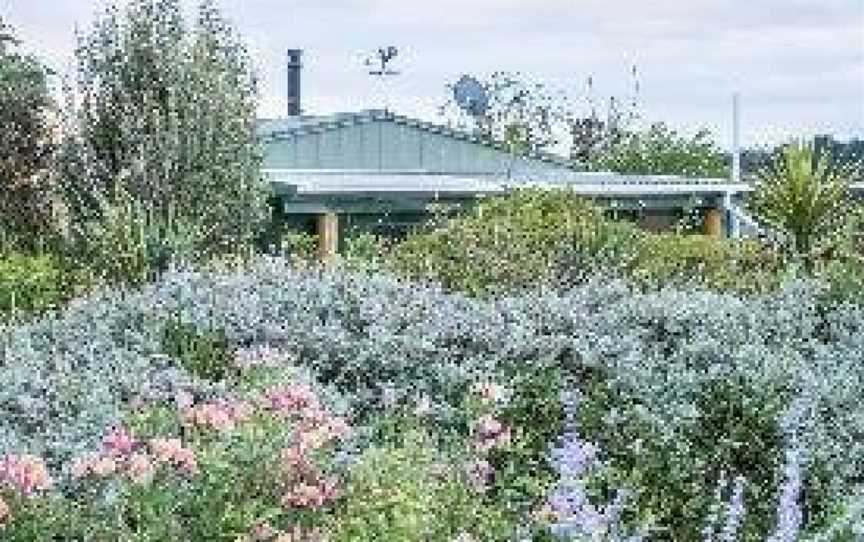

left=0, top=255, right=860, bottom=516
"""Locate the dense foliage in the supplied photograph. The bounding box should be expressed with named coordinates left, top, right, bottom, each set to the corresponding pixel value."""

left=0, top=254, right=861, bottom=539
left=747, top=140, right=862, bottom=261
left=0, top=16, right=60, bottom=251
left=0, top=253, right=67, bottom=318
left=386, top=188, right=786, bottom=298
left=56, top=0, right=268, bottom=263
left=585, top=122, right=730, bottom=178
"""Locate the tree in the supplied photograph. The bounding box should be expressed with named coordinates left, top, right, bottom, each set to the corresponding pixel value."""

left=747, top=140, right=861, bottom=261
left=586, top=122, right=730, bottom=178
left=57, top=0, right=268, bottom=260
left=442, top=71, right=565, bottom=156
left=0, top=16, right=58, bottom=250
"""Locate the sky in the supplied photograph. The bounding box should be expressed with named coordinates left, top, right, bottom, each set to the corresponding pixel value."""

left=2, top=0, right=863, bottom=153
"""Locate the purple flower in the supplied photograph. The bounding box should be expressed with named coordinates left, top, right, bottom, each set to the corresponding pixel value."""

left=550, top=431, right=598, bottom=480
left=767, top=436, right=803, bottom=542
left=719, top=476, right=747, bottom=542
left=767, top=398, right=810, bottom=542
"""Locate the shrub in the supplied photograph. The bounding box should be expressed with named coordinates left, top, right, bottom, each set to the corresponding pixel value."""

left=278, top=230, right=319, bottom=263
left=61, top=183, right=199, bottom=290
left=0, top=256, right=860, bottom=539
left=325, top=427, right=514, bottom=542
left=485, top=362, right=567, bottom=514
left=0, top=253, right=65, bottom=318
left=625, top=233, right=784, bottom=294
left=161, top=312, right=235, bottom=382
left=748, top=140, right=860, bottom=260
left=340, top=232, right=391, bottom=270
left=815, top=257, right=864, bottom=305
left=0, top=367, right=352, bottom=540
left=386, top=188, right=620, bottom=297
left=387, top=187, right=787, bottom=298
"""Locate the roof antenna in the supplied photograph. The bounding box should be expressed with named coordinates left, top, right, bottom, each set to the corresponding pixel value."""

left=586, top=75, right=597, bottom=120
left=364, top=46, right=401, bottom=114
left=629, top=64, right=640, bottom=124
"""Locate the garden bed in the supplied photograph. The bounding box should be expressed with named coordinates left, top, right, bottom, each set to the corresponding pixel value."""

left=0, top=256, right=862, bottom=540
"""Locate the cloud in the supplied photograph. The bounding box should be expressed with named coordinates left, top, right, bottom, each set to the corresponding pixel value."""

left=1, top=0, right=861, bottom=148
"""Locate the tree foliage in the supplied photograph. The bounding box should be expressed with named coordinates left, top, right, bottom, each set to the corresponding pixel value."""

left=748, top=140, right=861, bottom=260
left=440, top=70, right=728, bottom=178
left=585, top=122, right=730, bottom=178
left=56, top=0, right=268, bottom=260
left=0, top=16, right=58, bottom=250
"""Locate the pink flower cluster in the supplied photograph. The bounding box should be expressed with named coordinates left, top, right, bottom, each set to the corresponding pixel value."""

left=0, top=454, right=52, bottom=528
left=148, top=438, right=198, bottom=475
left=280, top=477, right=339, bottom=509
left=269, top=389, right=350, bottom=511
left=463, top=458, right=494, bottom=492
left=295, top=415, right=350, bottom=452
left=180, top=398, right=255, bottom=433
left=262, top=384, right=321, bottom=417
left=71, top=426, right=198, bottom=485
left=0, top=454, right=53, bottom=496
left=472, top=415, right=512, bottom=452
left=277, top=440, right=342, bottom=511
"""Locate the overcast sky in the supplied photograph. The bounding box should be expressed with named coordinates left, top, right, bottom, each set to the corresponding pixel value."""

left=2, top=0, right=862, bottom=151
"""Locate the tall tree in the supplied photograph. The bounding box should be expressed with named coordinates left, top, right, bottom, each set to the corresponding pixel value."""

left=57, top=0, right=268, bottom=258
left=0, top=16, right=58, bottom=249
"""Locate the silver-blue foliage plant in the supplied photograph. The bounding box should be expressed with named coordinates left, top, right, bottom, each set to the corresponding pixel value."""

left=0, top=255, right=860, bottom=522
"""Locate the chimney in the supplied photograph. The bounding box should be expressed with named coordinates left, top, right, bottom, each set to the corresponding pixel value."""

left=286, top=49, right=302, bottom=117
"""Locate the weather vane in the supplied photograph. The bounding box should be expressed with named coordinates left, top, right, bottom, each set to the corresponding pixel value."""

left=366, top=46, right=400, bottom=77
left=364, top=46, right=400, bottom=112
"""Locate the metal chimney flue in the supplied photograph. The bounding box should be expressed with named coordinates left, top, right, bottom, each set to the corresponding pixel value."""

left=286, top=49, right=302, bottom=117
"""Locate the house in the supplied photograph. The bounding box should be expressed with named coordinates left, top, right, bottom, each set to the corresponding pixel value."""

left=257, top=49, right=754, bottom=260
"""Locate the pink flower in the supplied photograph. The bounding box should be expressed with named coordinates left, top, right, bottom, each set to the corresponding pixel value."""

left=473, top=415, right=512, bottom=452
left=281, top=477, right=339, bottom=509
left=148, top=438, right=198, bottom=475
left=149, top=438, right=184, bottom=463
left=181, top=404, right=233, bottom=432
left=181, top=399, right=255, bottom=433
left=174, top=448, right=198, bottom=475
left=125, top=453, right=155, bottom=485
left=264, top=384, right=320, bottom=417
left=0, top=454, right=52, bottom=495
left=295, top=415, right=350, bottom=451
left=280, top=446, right=312, bottom=474
left=249, top=520, right=276, bottom=540
left=102, top=426, right=137, bottom=457
left=89, top=456, right=117, bottom=477
left=464, top=459, right=494, bottom=491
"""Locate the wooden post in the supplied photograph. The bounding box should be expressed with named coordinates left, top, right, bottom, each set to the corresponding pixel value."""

left=317, top=212, right=339, bottom=264
left=704, top=208, right=723, bottom=237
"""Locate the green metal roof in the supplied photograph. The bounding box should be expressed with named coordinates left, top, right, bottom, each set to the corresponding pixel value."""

left=257, top=109, right=578, bottom=171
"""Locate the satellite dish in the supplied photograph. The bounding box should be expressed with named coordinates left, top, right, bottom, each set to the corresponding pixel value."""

left=453, top=75, right=489, bottom=117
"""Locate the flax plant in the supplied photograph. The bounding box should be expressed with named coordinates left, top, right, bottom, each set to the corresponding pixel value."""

left=748, top=140, right=861, bottom=266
